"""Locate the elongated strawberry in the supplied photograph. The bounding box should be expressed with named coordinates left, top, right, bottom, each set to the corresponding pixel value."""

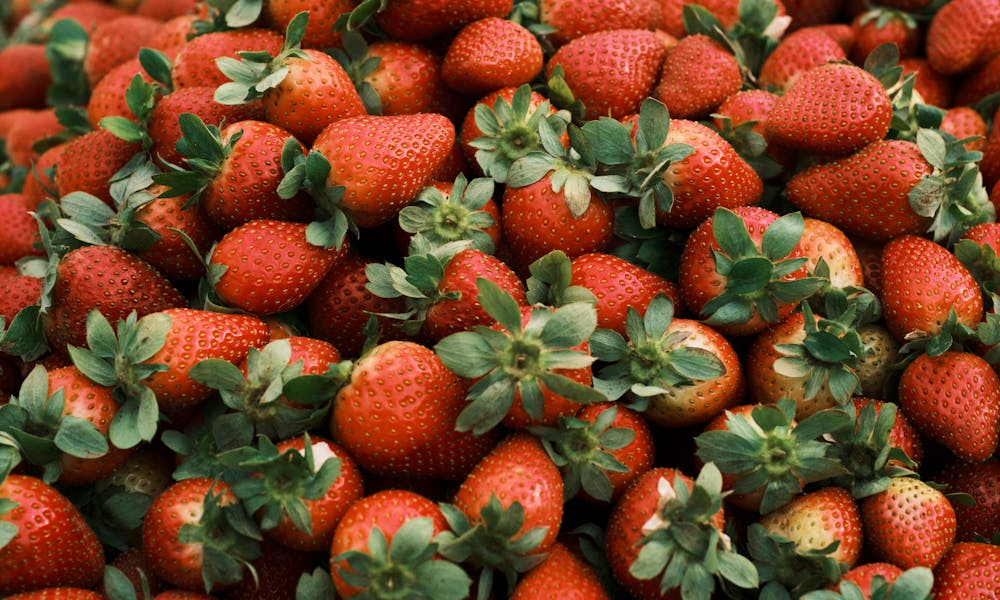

left=861, top=476, right=956, bottom=569
left=441, top=17, right=543, bottom=98
left=766, top=62, right=892, bottom=156
left=0, top=474, right=105, bottom=594
left=655, top=34, right=741, bottom=120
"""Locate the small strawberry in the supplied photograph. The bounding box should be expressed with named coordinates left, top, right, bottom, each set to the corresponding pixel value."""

left=849, top=8, right=922, bottom=66
left=0, top=44, right=51, bottom=111
left=441, top=17, right=544, bottom=98
left=861, top=476, right=956, bottom=569
left=758, top=27, right=848, bottom=92
left=55, top=128, right=142, bottom=207
left=83, top=15, right=162, bottom=87
left=655, top=34, right=742, bottom=120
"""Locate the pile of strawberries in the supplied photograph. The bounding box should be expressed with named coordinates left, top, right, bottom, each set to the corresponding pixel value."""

left=2, top=0, right=1000, bottom=598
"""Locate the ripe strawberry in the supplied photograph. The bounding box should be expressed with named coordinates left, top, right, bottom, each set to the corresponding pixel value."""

left=537, top=0, right=664, bottom=46
left=849, top=8, right=922, bottom=66
left=832, top=563, right=904, bottom=597
left=899, top=350, right=1000, bottom=463
left=933, top=542, right=1000, bottom=597
left=55, top=128, right=142, bottom=207
left=363, top=0, right=513, bottom=42
left=0, top=194, right=44, bottom=265
left=782, top=0, right=845, bottom=31
left=145, top=15, right=200, bottom=55
left=932, top=457, right=1000, bottom=542
left=330, top=489, right=458, bottom=599
left=656, top=34, right=741, bottom=120
left=983, top=108, right=1000, bottom=190
left=171, top=28, right=285, bottom=89
left=925, top=0, right=1000, bottom=75
left=43, top=245, right=188, bottom=355
left=0, top=44, right=51, bottom=111
left=853, top=397, right=924, bottom=470
left=786, top=140, right=933, bottom=243
left=4, top=589, right=105, bottom=600
left=209, top=219, right=347, bottom=315
left=309, top=113, right=455, bottom=230
left=136, top=0, right=200, bottom=20
left=222, top=540, right=316, bottom=600
left=510, top=542, right=609, bottom=599
left=4, top=109, right=62, bottom=167
left=20, top=144, right=62, bottom=207
left=760, top=486, right=864, bottom=568
left=264, top=0, right=355, bottom=50
left=954, top=54, right=1000, bottom=107
left=939, top=106, right=988, bottom=153
left=142, top=308, right=271, bottom=420
left=766, top=62, right=892, bottom=156
left=880, top=235, right=983, bottom=342
left=0, top=474, right=105, bottom=594
left=861, top=476, right=956, bottom=569
left=353, top=40, right=466, bottom=120
left=657, top=119, right=763, bottom=229
left=331, top=340, right=499, bottom=479
left=305, top=253, right=411, bottom=358
left=43, top=1, right=127, bottom=29
left=798, top=217, right=865, bottom=290
left=441, top=17, right=544, bottom=97
left=83, top=15, right=161, bottom=87
left=899, top=57, right=953, bottom=108
left=142, top=478, right=261, bottom=592
left=0, top=268, right=42, bottom=328
left=758, top=27, right=848, bottom=92
left=134, top=187, right=224, bottom=282
left=87, top=58, right=153, bottom=130
left=545, top=29, right=667, bottom=120
left=570, top=252, right=682, bottom=336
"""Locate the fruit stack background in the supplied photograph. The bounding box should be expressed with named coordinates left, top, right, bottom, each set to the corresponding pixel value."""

left=1, top=0, right=1000, bottom=598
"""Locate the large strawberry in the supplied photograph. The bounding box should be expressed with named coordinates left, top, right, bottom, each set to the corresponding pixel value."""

left=655, top=34, right=741, bottom=120
left=861, top=476, right=956, bottom=569
left=933, top=542, right=1000, bottom=597
left=440, top=17, right=544, bottom=98
left=510, top=542, right=609, bottom=599
left=0, top=474, right=105, bottom=594
left=757, top=27, right=847, bottom=92
left=171, top=28, right=285, bottom=89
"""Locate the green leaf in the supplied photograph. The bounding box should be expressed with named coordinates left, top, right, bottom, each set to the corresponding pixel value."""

left=434, top=332, right=499, bottom=379
left=477, top=278, right=523, bottom=334
left=539, top=302, right=597, bottom=348
left=713, top=208, right=756, bottom=258
left=226, top=0, right=264, bottom=27
left=727, top=257, right=774, bottom=295
left=916, top=128, right=947, bottom=170
left=54, top=415, right=109, bottom=458
left=761, top=212, right=803, bottom=261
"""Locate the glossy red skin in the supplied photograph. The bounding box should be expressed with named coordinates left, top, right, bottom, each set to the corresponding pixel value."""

left=0, top=266, right=43, bottom=325
left=833, top=563, right=903, bottom=598
left=956, top=54, right=1000, bottom=108
left=933, top=542, right=1000, bottom=597
left=363, top=41, right=467, bottom=122
left=798, top=217, right=865, bottom=289
left=925, top=0, right=1000, bottom=75
left=264, top=0, right=356, bottom=50
left=0, top=475, right=105, bottom=594
left=5, top=589, right=105, bottom=600
left=55, top=128, right=142, bottom=207
left=87, top=58, right=152, bottom=131
left=760, top=487, right=864, bottom=568
left=656, top=35, right=741, bottom=120
left=5, top=108, right=61, bottom=167
left=441, top=17, right=543, bottom=97
left=511, top=542, right=610, bottom=599
left=454, top=433, right=564, bottom=553
left=899, top=57, right=953, bottom=109
left=861, top=476, right=956, bottom=569
left=374, top=0, right=514, bottom=42
left=849, top=10, right=922, bottom=66
left=264, top=435, right=364, bottom=552
left=84, top=15, right=161, bottom=87
left=538, top=0, right=663, bottom=46
left=330, top=489, right=450, bottom=597
left=135, top=188, right=224, bottom=282
left=21, top=143, right=61, bottom=207
left=0, top=45, right=51, bottom=111
left=171, top=29, right=285, bottom=89
left=932, top=458, right=1000, bottom=542
left=142, top=478, right=240, bottom=591
left=331, top=340, right=499, bottom=479
left=759, top=28, right=847, bottom=92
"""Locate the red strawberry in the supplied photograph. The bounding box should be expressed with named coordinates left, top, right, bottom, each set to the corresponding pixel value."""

left=545, top=29, right=667, bottom=120
left=172, top=28, right=285, bottom=89
left=0, top=194, right=44, bottom=265
left=0, top=45, right=51, bottom=111
left=510, top=542, right=609, bottom=599
left=954, top=54, right=1000, bottom=107
left=0, top=474, right=105, bottom=594
left=939, top=106, right=988, bottom=153
left=933, top=542, right=1000, bottom=597
left=43, top=2, right=127, bottom=29
left=19, top=141, right=62, bottom=207
left=365, top=0, right=513, bottom=41
left=358, top=40, right=467, bottom=120
left=264, top=0, right=356, bottom=50
left=538, top=0, right=664, bottom=46
left=83, top=15, right=161, bottom=87
left=209, top=219, right=348, bottom=315
left=4, top=589, right=105, bottom=600
left=145, top=15, right=200, bottom=54
left=899, top=57, right=953, bottom=108
left=136, top=0, right=200, bottom=20
left=925, top=0, right=1000, bottom=76
left=861, top=476, right=956, bottom=569
left=880, top=235, right=983, bottom=342
left=834, top=563, right=903, bottom=596
left=134, top=187, right=223, bottom=282
left=0, top=267, right=41, bottom=326
left=766, top=62, right=892, bottom=156
left=441, top=17, right=544, bottom=97
left=760, top=486, right=864, bottom=568
left=4, top=109, right=62, bottom=168
left=758, top=27, right=848, bottom=92
left=783, top=0, right=845, bottom=31
left=932, top=457, right=1000, bottom=542
left=330, top=340, right=499, bottom=479
left=899, top=350, right=1000, bottom=463
left=87, top=58, right=153, bottom=130
left=656, top=34, right=741, bottom=120
left=55, top=128, right=142, bottom=207
left=799, top=217, right=865, bottom=289
left=849, top=8, right=922, bottom=66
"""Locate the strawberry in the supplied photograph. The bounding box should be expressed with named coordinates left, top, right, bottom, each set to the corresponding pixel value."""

left=145, top=15, right=200, bottom=55
left=330, top=489, right=465, bottom=599
left=4, top=109, right=62, bottom=168
left=171, top=28, right=285, bottom=89
left=264, top=0, right=355, bottom=50
left=396, top=175, right=503, bottom=254
left=87, top=58, right=153, bottom=130
left=20, top=144, right=62, bottom=207
left=222, top=540, right=317, bottom=600
left=331, top=340, right=499, bottom=479
left=982, top=108, right=1000, bottom=190
left=898, top=57, right=953, bottom=108
left=510, top=542, right=609, bottom=599
left=677, top=207, right=826, bottom=337
left=760, top=486, right=864, bottom=568
left=898, top=350, right=1000, bottom=463
left=590, top=294, right=743, bottom=428
left=569, top=252, right=682, bottom=336
left=83, top=15, right=162, bottom=87
left=861, top=476, right=956, bottom=569
left=137, top=0, right=200, bottom=20
left=536, top=0, right=664, bottom=46
left=604, top=465, right=755, bottom=599
left=4, top=589, right=105, bottom=600
left=0, top=267, right=41, bottom=327
left=925, top=0, right=1000, bottom=76
left=305, top=253, right=410, bottom=358
left=0, top=44, right=51, bottom=111
left=766, top=62, right=892, bottom=157
left=782, top=0, right=844, bottom=31
left=352, top=0, right=514, bottom=42
left=142, top=478, right=261, bottom=592
left=849, top=8, right=922, bottom=66
left=932, top=542, right=1000, bottom=597
left=0, top=474, right=105, bottom=594
left=55, top=128, right=142, bottom=207
left=0, top=194, right=44, bottom=265
left=939, top=106, right=988, bottom=153
left=444, top=432, right=564, bottom=593
left=932, top=457, right=1000, bottom=542
left=655, top=34, right=742, bottom=120
left=441, top=17, right=544, bottom=98
left=833, top=562, right=904, bottom=597
left=214, top=15, right=366, bottom=146
left=954, top=54, right=1000, bottom=107
left=545, top=29, right=667, bottom=120
left=880, top=235, right=983, bottom=342
left=757, top=27, right=847, bottom=92
left=798, top=217, right=865, bottom=290
left=133, top=187, right=224, bottom=282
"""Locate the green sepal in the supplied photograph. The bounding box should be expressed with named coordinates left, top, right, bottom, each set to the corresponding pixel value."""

left=398, top=174, right=498, bottom=254
left=524, top=250, right=597, bottom=307
left=747, top=524, right=846, bottom=597
left=45, top=18, right=90, bottom=107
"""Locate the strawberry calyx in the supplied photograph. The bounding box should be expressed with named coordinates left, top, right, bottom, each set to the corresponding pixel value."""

left=524, top=250, right=596, bottom=307
left=470, top=84, right=571, bottom=184
left=177, top=481, right=263, bottom=592
left=398, top=174, right=499, bottom=254
left=333, top=516, right=472, bottom=600
left=821, top=400, right=918, bottom=499
left=0, top=212, right=61, bottom=361
left=188, top=339, right=351, bottom=450
left=608, top=205, right=687, bottom=280
left=437, top=496, right=546, bottom=599
left=214, top=11, right=310, bottom=106
left=277, top=139, right=356, bottom=249
left=629, top=463, right=758, bottom=597
left=99, top=49, right=174, bottom=152
left=695, top=399, right=849, bottom=515
left=822, top=566, right=934, bottom=600
left=590, top=295, right=726, bottom=409
left=581, top=98, right=695, bottom=229
left=528, top=404, right=634, bottom=503
left=328, top=30, right=384, bottom=115
left=218, top=434, right=341, bottom=537
left=194, top=0, right=265, bottom=34
left=0, top=364, right=110, bottom=482
left=701, top=208, right=827, bottom=329
left=364, top=236, right=472, bottom=337
left=434, top=279, right=604, bottom=435
left=151, top=113, right=242, bottom=203
left=0, top=496, right=16, bottom=550
left=331, top=0, right=389, bottom=34
left=66, top=309, right=169, bottom=450
left=746, top=523, right=845, bottom=596
left=710, top=112, right=783, bottom=181
left=45, top=17, right=91, bottom=107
